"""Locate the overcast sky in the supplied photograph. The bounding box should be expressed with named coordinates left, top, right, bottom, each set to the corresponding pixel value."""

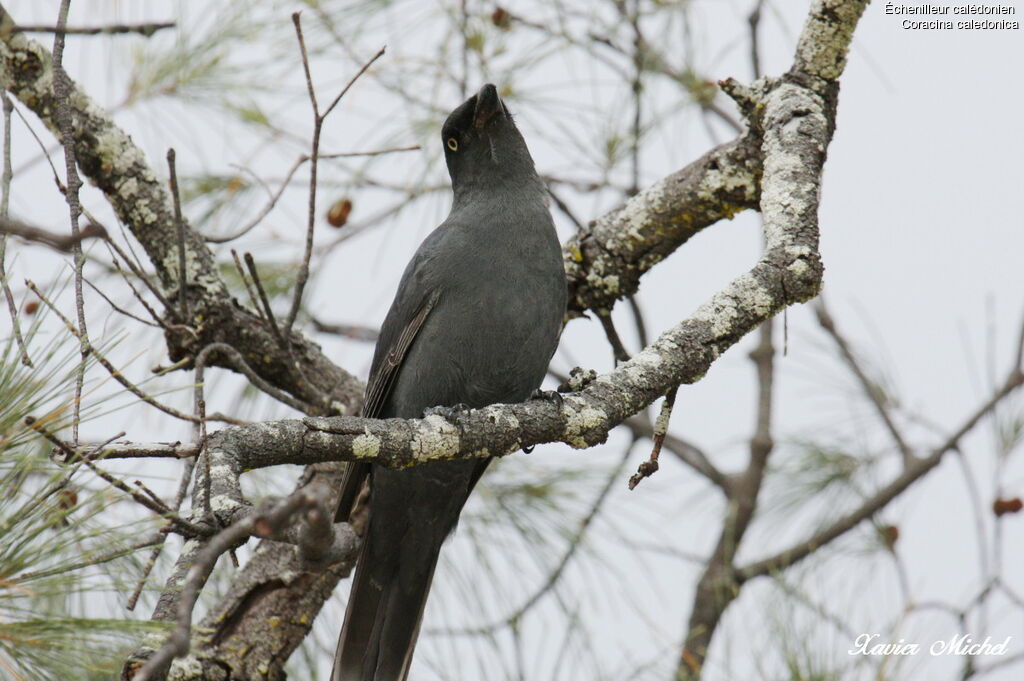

left=3, top=1, right=1023, bottom=680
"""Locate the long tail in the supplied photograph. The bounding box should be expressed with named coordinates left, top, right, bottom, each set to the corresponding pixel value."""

left=331, top=531, right=440, bottom=681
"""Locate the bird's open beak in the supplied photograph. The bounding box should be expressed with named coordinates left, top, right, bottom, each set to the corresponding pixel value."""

left=473, top=83, right=504, bottom=130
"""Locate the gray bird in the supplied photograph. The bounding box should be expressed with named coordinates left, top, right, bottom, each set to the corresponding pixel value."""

left=331, top=83, right=566, bottom=681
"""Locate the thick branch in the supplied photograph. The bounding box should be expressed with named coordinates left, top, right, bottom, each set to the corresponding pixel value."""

left=564, top=133, right=762, bottom=315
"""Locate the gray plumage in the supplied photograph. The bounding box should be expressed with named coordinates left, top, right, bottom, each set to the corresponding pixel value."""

left=331, top=84, right=566, bottom=681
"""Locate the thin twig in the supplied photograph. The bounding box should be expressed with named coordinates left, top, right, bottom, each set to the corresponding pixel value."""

left=25, top=280, right=243, bottom=425
left=433, top=444, right=635, bottom=636
left=737, top=365, right=1024, bottom=581
left=319, top=145, right=418, bottom=160
left=206, top=145, right=416, bottom=245
left=627, top=294, right=648, bottom=348
left=193, top=345, right=215, bottom=519
left=128, top=458, right=197, bottom=611
left=285, top=12, right=321, bottom=338
left=749, top=0, right=767, bottom=79
left=321, top=46, right=386, bottom=120
left=629, top=386, right=677, bottom=489
left=24, top=421, right=208, bottom=538
left=242, top=252, right=284, bottom=343
left=285, top=14, right=384, bottom=337
left=103, top=234, right=174, bottom=311
left=0, top=215, right=107, bottom=251
left=621, top=415, right=729, bottom=490
left=82, top=276, right=162, bottom=328
left=51, top=0, right=88, bottom=444
left=195, top=342, right=315, bottom=413
left=0, top=93, right=31, bottom=367
left=13, top=21, right=175, bottom=36
left=548, top=187, right=586, bottom=231
left=204, top=155, right=305, bottom=244
left=816, top=301, right=915, bottom=466
left=230, top=249, right=263, bottom=317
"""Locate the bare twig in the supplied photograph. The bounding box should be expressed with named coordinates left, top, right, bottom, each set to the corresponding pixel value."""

left=52, top=440, right=199, bottom=463
left=25, top=280, right=244, bottom=426
left=193, top=345, right=215, bottom=519
left=12, top=21, right=175, bottom=36
left=0, top=215, right=107, bottom=251
left=82, top=276, right=162, bottom=328
left=103, top=236, right=173, bottom=312
left=548, top=187, right=587, bottom=231
left=749, top=0, right=767, bottom=79
left=24, top=421, right=208, bottom=538
left=230, top=249, right=262, bottom=317
left=17, top=531, right=164, bottom=582
left=242, top=252, right=284, bottom=344
left=319, top=145, right=418, bottom=160
left=737, top=366, right=1024, bottom=582
left=816, top=301, right=915, bottom=466
left=196, top=342, right=315, bottom=413
left=50, top=0, right=87, bottom=443
left=285, top=12, right=384, bottom=337
left=205, top=155, right=305, bottom=244
left=629, top=386, right=677, bottom=489
left=0, top=92, right=30, bottom=366
left=434, top=444, right=634, bottom=636
left=128, top=458, right=197, bottom=612
left=204, top=146, right=417, bottom=244
left=622, top=414, right=728, bottom=490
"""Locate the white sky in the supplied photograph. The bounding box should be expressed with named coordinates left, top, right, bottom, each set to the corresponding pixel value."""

left=2, top=1, right=1023, bottom=680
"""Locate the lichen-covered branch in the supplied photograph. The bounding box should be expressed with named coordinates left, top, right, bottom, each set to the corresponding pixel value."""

left=563, top=133, right=763, bottom=315
left=0, top=7, right=363, bottom=413
left=676, top=2, right=870, bottom=678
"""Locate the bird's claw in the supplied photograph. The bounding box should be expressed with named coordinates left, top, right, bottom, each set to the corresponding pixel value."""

left=530, top=388, right=564, bottom=410
left=422, top=403, right=471, bottom=421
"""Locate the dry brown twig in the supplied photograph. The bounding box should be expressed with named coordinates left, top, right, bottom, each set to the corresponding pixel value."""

left=285, top=12, right=385, bottom=337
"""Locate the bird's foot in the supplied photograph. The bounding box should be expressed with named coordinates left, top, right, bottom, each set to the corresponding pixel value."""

left=523, top=389, right=566, bottom=454
left=422, top=403, right=471, bottom=422
left=529, top=388, right=564, bottom=410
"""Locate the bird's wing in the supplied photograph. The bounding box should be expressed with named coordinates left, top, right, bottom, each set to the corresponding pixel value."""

left=334, top=289, right=441, bottom=523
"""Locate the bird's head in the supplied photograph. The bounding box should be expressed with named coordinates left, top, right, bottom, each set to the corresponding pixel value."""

left=441, top=84, right=539, bottom=195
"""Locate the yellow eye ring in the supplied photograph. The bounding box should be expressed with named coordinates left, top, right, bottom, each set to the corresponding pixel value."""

left=446, top=137, right=458, bottom=151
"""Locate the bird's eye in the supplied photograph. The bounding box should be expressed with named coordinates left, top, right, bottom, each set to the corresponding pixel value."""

left=446, top=137, right=459, bottom=151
